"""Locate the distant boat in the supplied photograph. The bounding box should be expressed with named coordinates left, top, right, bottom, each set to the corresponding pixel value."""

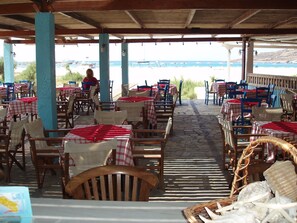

left=137, top=60, right=150, bottom=64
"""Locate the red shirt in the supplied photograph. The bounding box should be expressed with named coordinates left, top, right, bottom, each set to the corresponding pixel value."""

left=82, top=77, right=98, bottom=90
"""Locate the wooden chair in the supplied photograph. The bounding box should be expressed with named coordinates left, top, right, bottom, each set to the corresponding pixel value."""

left=121, top=84, right=129, bottom=97
left=128, top=90, right=150, bottom=97
left=130, top=117, right=172, bottom=189
left=280, top=93, right=294, bottom=120
left=137, top=85, right=153, bottom=96
left=63, top=139, right=117, bottom=183
left=204, top=80, right=216, bottom=105
left=98, top=101, right=117, bottom=111
left=57, top=95, right=75, bottom=128
left=94, top=109, right=128, bottom=125
left=75, top=85, right=96, bottom=115
left=154, top=93, right=177, bottom=134
left=24, top=118, right=69, bottom=188
left=256, top=86, right=270, bottom=103
left=117, top=101, right=147, bottom=129
left=252, top=106, right=283, bottom=121
left=65, top=165, right=159, bottom=201
left=220, top=119, right=266, bottom=171
left=178, top=80, right=183, bottom=105
left=0, top=117, right=28, bottom=182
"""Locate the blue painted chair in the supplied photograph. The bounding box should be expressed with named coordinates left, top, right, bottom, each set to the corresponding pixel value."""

left=256, top=86, right=270, bottom=103
left=237, top=98, right=262, bottom=126
left=3, top=82, right=15, bottom=102
left=19, top=80, right=32, bottom=97
left=137, top=85, right=153, bottom=96
left=178, top=80, right=183, bottom=105
left=204, top=80, right=215, bottom=105
left=68, top=81, right=76, bottom=85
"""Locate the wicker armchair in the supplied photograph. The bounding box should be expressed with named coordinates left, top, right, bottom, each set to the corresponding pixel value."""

left=65, top=165, right=159, bottom=201
left=252, top=106, right=283, bottom=121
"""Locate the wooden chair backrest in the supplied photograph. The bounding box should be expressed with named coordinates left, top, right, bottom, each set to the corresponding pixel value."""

left=9, top=117, right=28, bottom=149
left=280, top=93, right=294, bottom=113
left=64, top=139, right=116, bottom=178
left=24, top=118, right=48, bottom=149
left=94, top=110, right=128, bottom=125
left=65, top=165, right=159, bottom=201
left=252, top=107, right=283, bottom=121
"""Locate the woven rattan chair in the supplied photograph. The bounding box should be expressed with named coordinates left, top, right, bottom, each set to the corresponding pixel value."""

left=0, top=117, right=28, bottom=182
left=252, top=106, right=283, bottom=121
left=130, top=117, right=172, bottom=189
left=24, top=118, right=69, bottom=188
left=93, top=109, right=127, bottom=125
left=63, top=139, right=117, bottom=183
left=65, top=165, right=159, bottom=201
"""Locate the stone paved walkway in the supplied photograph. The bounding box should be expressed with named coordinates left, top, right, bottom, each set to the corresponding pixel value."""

left=0, top=99, right=231, bottom=203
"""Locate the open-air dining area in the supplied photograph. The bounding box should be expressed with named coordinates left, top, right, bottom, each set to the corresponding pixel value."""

left=1, top=0, right=297, bottom=222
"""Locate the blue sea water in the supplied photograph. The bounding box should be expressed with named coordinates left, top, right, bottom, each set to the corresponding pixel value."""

left=69, top=60, right=297, bottom=68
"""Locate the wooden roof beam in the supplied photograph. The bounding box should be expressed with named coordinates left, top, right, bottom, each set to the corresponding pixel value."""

left=184, top=9, right=196, bottom=28
left=125, top=11, right=144, bottom=28
left=8, top=36, right=244, bottom=44
left=2, top=28, right=297, bottom=37
left=0, top=23, right=23, bottom=31
left=224, top=10, right=261, bottom=28
left=60, top=12, right=103, bottom=29
left=267, top=17, right=297, bottom=29
left=2, top=0, right=297, bottom=15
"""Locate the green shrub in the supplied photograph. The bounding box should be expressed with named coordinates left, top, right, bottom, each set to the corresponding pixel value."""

left=171, top=77, right=203, bottom=99
left=15, top=62, right=36, bottom=82
left=57, top=64, right=83, bottom=84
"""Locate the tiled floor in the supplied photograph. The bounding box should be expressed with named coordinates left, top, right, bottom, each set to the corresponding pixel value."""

left=0, top=99, right=231, bottom=203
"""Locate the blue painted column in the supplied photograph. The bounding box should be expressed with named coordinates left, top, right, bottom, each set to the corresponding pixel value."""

left=3, top=42, right=14, bottom=83
left=99, top=34, right=110, bottom=102
left=35, top=12, right=57, bottom=129
left=121, top=43, right=129, bottom=85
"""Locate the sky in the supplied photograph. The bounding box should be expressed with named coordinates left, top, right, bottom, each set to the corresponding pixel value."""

left=0, top=39, right=280, bottom=62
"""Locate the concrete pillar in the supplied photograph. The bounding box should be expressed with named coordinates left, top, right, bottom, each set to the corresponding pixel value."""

left=121, top=43, right=129, bottom=85
left=99, top=33, right=110, bottom=102
left=35, top=12, right=57, bottom=129
left=3, top=42, right=14, bottom=83
left=246, top=40, right=254, bottom=79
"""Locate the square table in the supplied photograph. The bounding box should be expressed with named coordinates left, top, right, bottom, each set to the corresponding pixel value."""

left=7, top=97, right=38, bottom=120
left=252, top=121, right=297, bottom=160
left=117, top=96, right=157, bottom=127
left=63, top=124, right=134, bottom=166
left=56, top=86, right=81, bottom=98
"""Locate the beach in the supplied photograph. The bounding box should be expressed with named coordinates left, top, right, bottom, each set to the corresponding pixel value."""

left=55, top=62, right=297, bottom=96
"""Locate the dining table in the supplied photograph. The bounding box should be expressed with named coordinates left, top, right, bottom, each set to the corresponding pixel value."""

left=30, top=197, right=192, bottom=223
left=7, top=97, right=38, bottom=120
left=211, top=82, right=226, bottom=102
left=220, top=98, right=267, bottom=121
left=63, top=124, right=134, bottom=166
left=56, top=86, right=81, bottom=98
left=252, top=121, right=297, bottom=160
left=117, top=96, right=157, bottom=127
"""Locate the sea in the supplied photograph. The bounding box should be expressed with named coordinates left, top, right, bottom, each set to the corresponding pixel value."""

left=16, top=60, right=297, bottom=93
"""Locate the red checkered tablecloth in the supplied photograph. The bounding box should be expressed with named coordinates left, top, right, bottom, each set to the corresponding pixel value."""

left=220, top=99, right=241, bottom=121
left=7, top=97, right=38, bottom=119
left=117, top=97, right=157, bottom=126
left=56, top=87, right=81, bottom=98
left=252, top=121, right=297, bottom=161
left=212, top=82, right=226, bottom=97
left=63, top=124, right=134, bottom=166
left=220, top=99, right=268, bottom=121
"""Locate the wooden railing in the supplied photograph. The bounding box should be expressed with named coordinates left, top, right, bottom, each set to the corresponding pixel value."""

left=247, top=73, right=297, bottom=90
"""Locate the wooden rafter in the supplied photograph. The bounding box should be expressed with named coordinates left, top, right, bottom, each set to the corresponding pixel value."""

left=184, top=9, right=196, bottom=28
left=125, top=11, right=144, bottom=28
left=2, top=0, right=297, bottom=15
left=60, top=12, right=102, bottom=29
left=6, top=36, right=244, bottom=44
left=267, top=17, right=297, bottom=29
left=0, top=23, right=23, bottom=31
left=224, top=10, right=261, bottom=28
left=1, top=28, right=297, bottom=38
